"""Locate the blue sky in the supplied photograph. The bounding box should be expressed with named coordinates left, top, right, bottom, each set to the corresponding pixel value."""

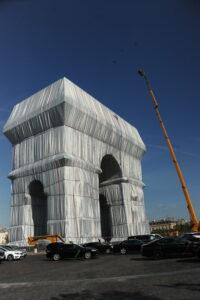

left=0, top=0, right=200, bottom=227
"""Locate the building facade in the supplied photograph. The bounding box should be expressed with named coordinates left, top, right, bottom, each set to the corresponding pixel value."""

left=150, top=218, right=186, bottom=232
left=4, top=78, right=149, bottom=245
left=0, top=229, right=8, bottom=245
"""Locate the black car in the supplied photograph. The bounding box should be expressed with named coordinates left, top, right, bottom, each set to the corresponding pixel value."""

left=82, top=242, right=113, bottom=254
left=141, top=237, right=194, bottom=259
left=0, top=250, right=4, bottom=263
left=128, top=234, right=162, bottom=243
left=180, top=232, right=200, bottom=242
left=180, top=233, right=200, bottom=256
left=113, top=239, right=143, bottom=254
left=46, top=242, right=98, bottom=261
left=195, top=244, right=200, bottom=259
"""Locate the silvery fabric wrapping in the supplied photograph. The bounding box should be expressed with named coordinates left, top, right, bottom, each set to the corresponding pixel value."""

left=4, top=78, right=149, bottom=245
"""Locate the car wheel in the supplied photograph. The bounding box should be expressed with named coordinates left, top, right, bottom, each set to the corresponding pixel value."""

left=7, top=255, right=14, bottom=261
left=84, top=252, right=92, bottom=259
left=105, top=248, right=111, bottom=254
left=120, top=248, right=127, bottom=255
left=52, top=253, right=61, bottom=261
left=153, top=250, right=163, bottom=260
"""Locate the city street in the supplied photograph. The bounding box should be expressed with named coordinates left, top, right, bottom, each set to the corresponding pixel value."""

left=0, top=254, right=200, bottom=300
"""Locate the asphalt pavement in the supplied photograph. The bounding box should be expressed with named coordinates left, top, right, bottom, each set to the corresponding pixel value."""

left=0, top=253, right=200, bottom=300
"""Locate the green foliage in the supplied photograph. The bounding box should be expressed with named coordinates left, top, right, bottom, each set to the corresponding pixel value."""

left=174, top=222, right=191, bottom=234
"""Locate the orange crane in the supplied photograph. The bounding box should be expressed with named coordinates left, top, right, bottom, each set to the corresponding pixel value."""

left=28, top=235, right=65, bottom=246
left=138, top=69, right=200, bottom=232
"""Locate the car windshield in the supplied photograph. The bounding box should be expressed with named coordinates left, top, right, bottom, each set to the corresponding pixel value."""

left=3, top=246, right=12, bottom=250
left=9, top=246, right=18, bottom=249
left=128, top=239, right=142, bottom=244
left=49, top=243, right=64, bottom=248
left=85, top=243, right=97, bottom=246
left=144, top=239, right=158, bottom=245
left=0, top=247, right=7, bottom=251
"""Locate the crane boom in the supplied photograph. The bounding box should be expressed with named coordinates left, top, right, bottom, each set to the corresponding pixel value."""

left=138, top=69, right=199, bottom=232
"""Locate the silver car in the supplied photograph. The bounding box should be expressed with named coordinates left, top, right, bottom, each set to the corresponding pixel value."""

left=5, top=245, right=27, bottom=258
left=0, top=246, right=22, bottom=261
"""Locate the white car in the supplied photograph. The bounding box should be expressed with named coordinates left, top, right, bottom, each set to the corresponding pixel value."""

left=3, top=245, right=27, bottom=258
left=0, top=246, right=22, bottom=261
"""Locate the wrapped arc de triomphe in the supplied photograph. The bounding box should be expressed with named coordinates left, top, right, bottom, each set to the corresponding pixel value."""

left=4, top=77, right=149, bottom=245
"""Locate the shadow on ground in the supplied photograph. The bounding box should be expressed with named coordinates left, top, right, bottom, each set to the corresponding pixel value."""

left=130, top=257, right=152, bottom=261
left=156, top=283, right=200, bottom=292
left=176, top=258, right=200, bottom=263
left=51, top=290, right=161, bottom=300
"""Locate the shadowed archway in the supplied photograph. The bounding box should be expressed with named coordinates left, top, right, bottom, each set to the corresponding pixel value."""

left=99, top=154, right=122, bottom=183
left=29, top=180, right=47, bottom=236
left=99, top=194, right=112, bottom=240
left=99, top=155, right=122, bottom=241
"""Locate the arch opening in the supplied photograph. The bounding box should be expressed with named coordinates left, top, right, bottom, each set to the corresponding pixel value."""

left=99, top=194, right=112, bottom=241
left=99, top=155, right=123, bottom=241
left=29, top=180, right=47, bottom=236
left=99, top=154, right=122, bottom=184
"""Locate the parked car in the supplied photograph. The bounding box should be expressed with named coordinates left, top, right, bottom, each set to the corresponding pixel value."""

left=141, top=237, right=194, bottom=259
left=0, top=246, right=22, bottom=261
left=82, top=242, right=113, bottom=254
left=46, top=242, right=98, bottom=261
left=128, top=234, right=162, bottom=243
left=179, top=233, right=200, bottom=256
left=195, top=244, right=200, bottom=259
left=0, top=250, right=4, bottom=263
left=180, top=232, right=200, bottom=242
left=113, top=239, right=144, bottom=254
left=2, top=245, right=27, bottom=258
